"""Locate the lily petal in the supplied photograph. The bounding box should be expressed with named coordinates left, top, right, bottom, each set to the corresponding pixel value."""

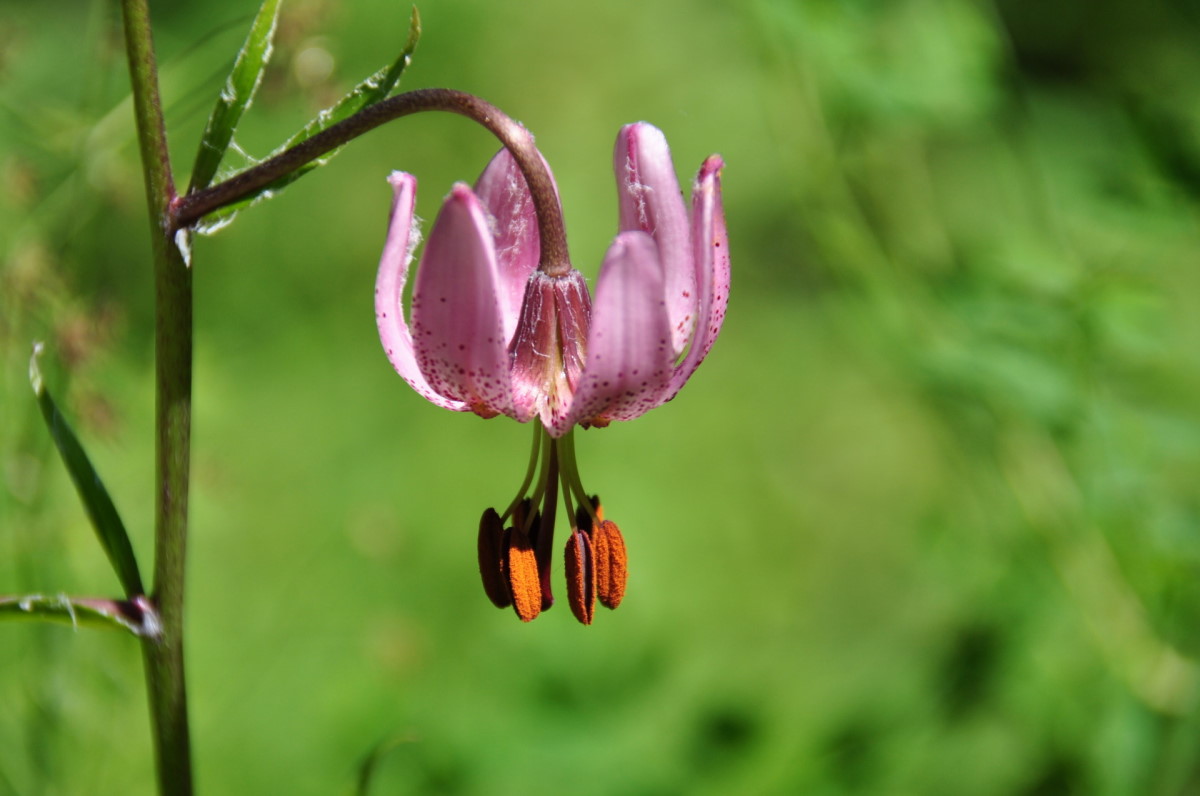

left=509, top=270, right=591, bottom=427
left=557, top=231, right=673, bottom=435
left=668, top=155, right=729, bottom=398
left=615, top=123, right=695, bottom=358
left=375, top=172, right=468, bottom=412
left=411, top=183, right=515, bottom=418
left=473, top=147, right=557, bottom=341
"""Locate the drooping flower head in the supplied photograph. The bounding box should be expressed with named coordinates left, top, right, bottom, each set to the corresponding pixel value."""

left=375, top=122, right=728, bottom=623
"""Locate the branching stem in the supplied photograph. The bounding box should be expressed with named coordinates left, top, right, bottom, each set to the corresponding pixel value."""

left=173, top=88, right=572, bottom=277
left=120, top=0, right=193, bottom=792
left=120, top=9, right=564, bottom=793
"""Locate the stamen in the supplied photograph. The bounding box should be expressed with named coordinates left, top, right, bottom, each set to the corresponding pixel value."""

left=534, top=439, right=559, bottom=610
left=522, top=428, right=555, bottom=527
left=573, top=496, right=601, bottom=532
left=484, top=426, right=627, bottom=622
left=557, top=431, right=596, bottom=522
left=477, top=508, right=510, bottom=608
left=564, top=529, right=596, bottom=624
left=502, top=425, right=544, bottom=523
left=506, top=523, right=541, bottom=622
left=592, top=520, right=628, bottom=609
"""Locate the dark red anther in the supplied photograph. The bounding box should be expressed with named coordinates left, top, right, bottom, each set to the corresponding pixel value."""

left=564, top=529, right=596, bottom=625
left=477, top=508, right=511, bottom=608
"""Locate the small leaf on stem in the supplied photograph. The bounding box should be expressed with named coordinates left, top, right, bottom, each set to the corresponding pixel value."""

left=188, top=0, right=282, bottom=194
left=29, top=343, right=145, bottom=598
left=0, top=593, right=162, bottom=639
left=195, top=6, right=422, bottom=234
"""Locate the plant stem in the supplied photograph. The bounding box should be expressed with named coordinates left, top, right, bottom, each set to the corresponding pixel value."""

left=172, top=88, right=573, bottom=277
left=120, top=0, right=194, bottom=793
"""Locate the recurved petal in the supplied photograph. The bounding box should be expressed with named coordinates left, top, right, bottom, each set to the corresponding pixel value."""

left=668, top=155, right=729, bottom=400
left=556, top=231, right=673, bottom=435
left=473, top=146, right=559, bottom=340
left=411, top=183, right=516, bottom=419
left=375, top=172, right=468, bottom=412
left=615, top=123, right=695, bottom=358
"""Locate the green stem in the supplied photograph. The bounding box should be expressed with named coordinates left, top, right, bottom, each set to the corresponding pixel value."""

left=559, top=431, right=594, bottom=519
left=171, top=88, right=572, bottom=277
left=120, top=0, right=194, bottom=793
left=502, top=426, right=544, bottom=522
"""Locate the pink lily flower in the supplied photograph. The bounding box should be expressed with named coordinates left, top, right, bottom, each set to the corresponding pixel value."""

left=375, top=122, right=728, bottom=623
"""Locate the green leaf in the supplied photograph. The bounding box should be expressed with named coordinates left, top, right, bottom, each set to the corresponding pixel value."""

left=189, top=0, right=283, bottom=193
left=0, top=594, right=162, bottom=639
left=353, top=735, right=416, bottom=796
left=196, top=6, right=422, bottom=234
left=29, top=344, right=145, bottom=597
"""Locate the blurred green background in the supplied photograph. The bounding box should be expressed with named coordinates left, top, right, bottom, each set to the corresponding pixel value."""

left=4, top=0, right=1200, bottom=792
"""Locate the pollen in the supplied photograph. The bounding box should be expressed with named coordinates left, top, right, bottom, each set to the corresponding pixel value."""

left=592, top=520, right=628, bottom=610
left=506, top=525, right=542, bottom=622
left=564, top=529, right=596, bottom=625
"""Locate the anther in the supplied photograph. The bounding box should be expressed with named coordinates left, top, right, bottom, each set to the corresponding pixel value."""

left=506, top=524, right=542, bottom=622
left=592, top=520, right=628, bottom=610
left=564, top=529, right=597, bottom=625
left=521, top=497, right=555, bottom=611
left=477, top=508, right=510, bottom=608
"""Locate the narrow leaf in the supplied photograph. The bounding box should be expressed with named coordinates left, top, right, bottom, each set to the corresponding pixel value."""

left=196, top=6, right=422, bottom=234
left=0, top=594, right=162, bottom=639
left=189, top=0, right=283, bottom=193
left=355, top=735, right=416, bottom=796
left=29, top=344, right=144, bottom=597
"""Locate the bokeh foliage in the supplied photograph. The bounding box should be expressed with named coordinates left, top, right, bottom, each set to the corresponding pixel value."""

left=3, top=0, right=1200, bottom=793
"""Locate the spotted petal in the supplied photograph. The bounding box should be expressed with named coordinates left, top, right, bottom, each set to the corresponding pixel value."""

left=509, top=269, right=590, bottom=427
left=615, top=123, right=694, bottom=358
left=557, top=231, right=673, bottom=435
left=668, top=155, right=728, bottom=398
left=375, top=172, right=467, bottom=411
left=411, top=184, right=515, bottom=418
left=473, top=146, right=558, bottom=341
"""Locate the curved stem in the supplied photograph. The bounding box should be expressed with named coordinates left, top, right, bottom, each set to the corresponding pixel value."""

left=121, top=0, right=193, bottom=792
left=558, top=430, right=595, bottom=522
left=524, top=428, right=556, bottom=522
left=537, top=436, right=560, bottom=608
left=502, top=425, right=544, bottom=522
left=172, top=88, right=572, bottom=277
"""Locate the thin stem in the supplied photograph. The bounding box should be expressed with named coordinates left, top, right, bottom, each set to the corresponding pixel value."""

left=122, top=0, right=174, bottom=212
left=536, top=437, right=560, bottom=610
left=172, top=89, right=572, bottom=276
left=524, top=429, right=556, bottom=526
left=502, top=425, right=544, bottom=522
left=120, top=0, right=194, bottom=793
left=560, top=459, right=577, bottom=530
left=559, top=431, right=596, bottom=522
